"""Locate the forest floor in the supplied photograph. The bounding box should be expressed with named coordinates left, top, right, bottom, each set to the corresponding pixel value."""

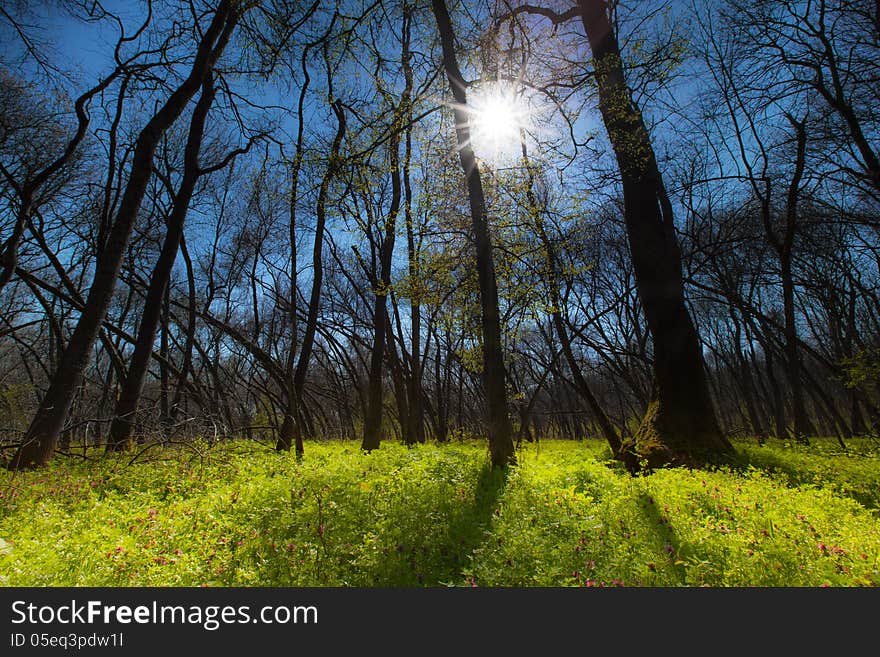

left=1, top=438, right=878, bottom=586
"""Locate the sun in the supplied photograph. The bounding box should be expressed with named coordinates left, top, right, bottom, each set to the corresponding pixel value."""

left=469, top=87, right=529, bottom=160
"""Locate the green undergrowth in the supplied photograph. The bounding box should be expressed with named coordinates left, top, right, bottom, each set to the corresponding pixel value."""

left=0, top=438, right=878, bottom=586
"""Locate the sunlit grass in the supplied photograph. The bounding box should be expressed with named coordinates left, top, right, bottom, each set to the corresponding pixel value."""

left=0, top=438, right=878, bottom=586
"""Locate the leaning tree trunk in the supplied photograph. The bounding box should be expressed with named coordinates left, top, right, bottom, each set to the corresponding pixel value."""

left=431, top=0, right=516, bottom=468
left=106, top=74, right=217, bottom=452
left=577, top=0, right=732, bottom=467
left=8, top=0, right=239, bottom=470
left=520, top=134, right=631, bottom=466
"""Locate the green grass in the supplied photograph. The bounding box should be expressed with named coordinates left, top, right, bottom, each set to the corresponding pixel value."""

left=1, top=438, right=878, bottom=586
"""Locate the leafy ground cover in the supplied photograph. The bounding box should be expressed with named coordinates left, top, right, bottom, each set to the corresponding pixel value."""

left=1, top=438, right=878, bottom=586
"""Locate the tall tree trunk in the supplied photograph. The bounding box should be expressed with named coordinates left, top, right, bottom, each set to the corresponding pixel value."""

left=278, top=37, right=311, bottom=458
left=778, top=117, right=812, bottom=444
left=8, top=1, right=239, bottom=470
left=576, top=0, right=732, bottom=467
left=403, top=74, right=425, bottom=446
left=362, top=127, right=404, bottom=451
left=276, top=100, right=347, bottom=453
left=363, top=6, right=415, bottom=451
left=430, top=0, right=515, bottom=467
left=107, top=74, right=217, bottom=452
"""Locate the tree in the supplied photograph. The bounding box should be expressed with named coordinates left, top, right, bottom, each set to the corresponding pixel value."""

left=497, top=0, right=733, bottom=467
left=8, top=0, right=242, bottom=469
left=430, top=0, right=516, bottom=468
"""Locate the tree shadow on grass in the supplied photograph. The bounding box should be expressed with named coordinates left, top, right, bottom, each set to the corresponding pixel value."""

left=433, top=463, right=509, bottom=585
left=372, top=463, right=509, bottom=587
left=633, top=492, right=687, bottom=585
left=235, top=461, right=511, bottom=587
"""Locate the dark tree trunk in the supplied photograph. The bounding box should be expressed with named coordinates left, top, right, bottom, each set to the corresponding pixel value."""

left=402, top=60, right=425, bottom=446
left=576, top=0, right=732, bottom=467
left=431, top=0, right=515, bottom=468
left=277, top=36, right=311, bottom=458
left=362, top=131, right=403, bottom=451
left=778, top=118, right=812, bottom=444
left=107, top=74, right=217, bottom=452
left=8, top=1, right=239, bottom=470
left=276, top=100, right=346, bottom=453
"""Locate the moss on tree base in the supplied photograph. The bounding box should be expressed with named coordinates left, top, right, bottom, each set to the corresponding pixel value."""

left=624, top=400, right=736, bottom=471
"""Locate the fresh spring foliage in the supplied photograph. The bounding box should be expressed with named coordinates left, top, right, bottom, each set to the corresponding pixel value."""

left=0, top=439, right=878, bottom=586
